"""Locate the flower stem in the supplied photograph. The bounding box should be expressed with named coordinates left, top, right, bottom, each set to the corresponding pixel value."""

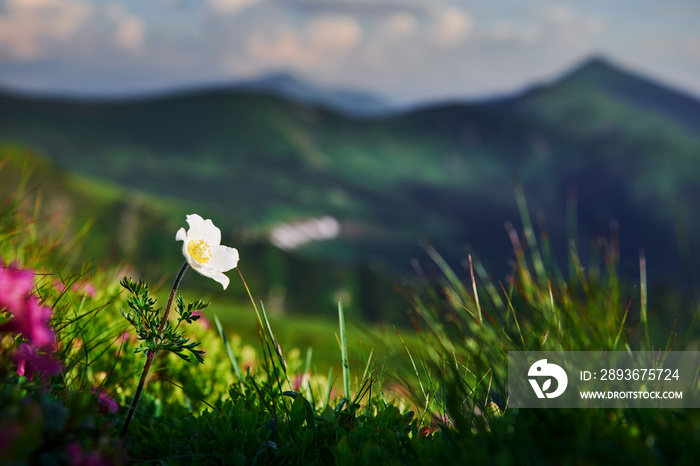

left=120, top=351, right=154, bottom=438
left=159, top=262, right=189, bottom=335
left=120, top=261, right=189, bottom=438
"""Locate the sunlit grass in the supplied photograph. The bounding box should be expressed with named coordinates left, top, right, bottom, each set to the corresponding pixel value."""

left=2, top=154, right=700, bottom=464
left=201, top=292, right=421, bottom=390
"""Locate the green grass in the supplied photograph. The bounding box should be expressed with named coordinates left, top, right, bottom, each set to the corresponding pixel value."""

left=192, top=291, right=420, bottom=386
left=2, top=159, right=700, bottom=464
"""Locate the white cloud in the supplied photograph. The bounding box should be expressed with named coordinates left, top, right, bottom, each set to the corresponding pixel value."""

left=246, top=14, right=362, bottom=67
left=543, top=4, right=575, bottom=26
left=107, top=5, right=146, bottom=54
left=2, top=0, right=697, bottom=106
left=486, top=21, right=541, bottom=44
left=537, top=4, right=607, bottom=41
left=429, top=7, right=473, bottom=46
left=246, top=31, right=314, bottom=66
left=386, top=11, right=417, bottom=36
left=207, top=0, right=262, bottom=14
left=308, top=14, right=362, bottom=50
left=0, top=0, right=91, bottom=60
left=0, top=0, right=148, bottom=61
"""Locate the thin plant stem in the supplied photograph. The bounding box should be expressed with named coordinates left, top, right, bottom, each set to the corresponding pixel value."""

left=468, top=254, right=482, bottom=324
left=236, top=268, right=281, bottom=436
left=640, top=253, right=649, bottom=350
left=120, top=261, right=189, bottom=438
left=120, top=351, right=155, bottom=438
left=338, top=300, right=351, bottom=401
left=160, top=262, right=190, bottom=335
left=237, top=268, right=265, bottom=332
left=214, top=314, right=244, bottom=382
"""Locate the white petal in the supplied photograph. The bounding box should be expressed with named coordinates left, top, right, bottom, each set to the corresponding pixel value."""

left=175, top=227, right=187, bottom=242
left=181, top=242, right=191, bottom=262
left=185, top=214, right=205, bottom=232
left=186, top=217, right=221, bottom=246
left=184, top=253, right=203, bottom=271
left=198, top=219, right=222, bottom=246
left=198, top=269, right=230, bottom=289
left=176, top=214, right=236, bottom=289
left=208, top=245, right=239, bottom=272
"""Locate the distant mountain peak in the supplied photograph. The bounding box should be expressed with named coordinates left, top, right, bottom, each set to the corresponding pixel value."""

left=571, top=55, right=619, bottom=73
left=233, top=72, right=393, bottom=116
left=236, top=72, right=316, bottom=96
left=509, top=55, right=700, bottom=133
left=557, top=55, right=640, bottom=88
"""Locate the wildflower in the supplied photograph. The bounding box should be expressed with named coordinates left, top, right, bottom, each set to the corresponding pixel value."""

left=75, top=281, right=96, bottom=297
left=53, top=280, right=97, bottom=298
left=116, top=331, right=134, bottom=345
left=292, top=373, right=310, bottom=392
left=430, top=413, right=454, bottom=433
left=1, top=296, right=56, bottom=349
left=94, top=389, right=119, bottom=414
left=175, top=214, right=239, bottom=289
left=13, top=343, right=62, bottom=380
left=0, top=260, right=35, bottom=313
left=192, top=310, right=210, bottom=330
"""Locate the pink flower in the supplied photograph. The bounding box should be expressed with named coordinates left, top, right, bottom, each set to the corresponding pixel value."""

left=93, top=389, right=119, bottom=414
left=192, top=311, right=210, bottom=330
left=0, top=261, right=56, bottom=349
left=52, top=280, right=66, bottom=293
left=116, top=331, right=132, bottom=344
left=66, top=442, right=111, bottom=466
left=114, top=332, right=135, bottom=356
left=13, top=343, right=62, bottom=380
left=1, top=296, right=56, bottom=349
left=53, top=280, right=97, bottom=298
left=0, top=261, right=35, bottom=313
left=429, top=413, right=454, bottom=433
left=74, top=282, right=96, bottom=297
left=292, top=373, right=310, bottom=392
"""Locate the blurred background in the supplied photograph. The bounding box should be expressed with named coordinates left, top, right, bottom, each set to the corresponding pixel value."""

left=1, top=0, right=699, bottom=332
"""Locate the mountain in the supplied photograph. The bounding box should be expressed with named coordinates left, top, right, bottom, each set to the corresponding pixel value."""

left=232, top=72, right=393, bottom=116
left=0, top=56, right=698, bottom=317
left=493, top=57, right=700, bottom=267
left=500, top=56, right=700, bottom=135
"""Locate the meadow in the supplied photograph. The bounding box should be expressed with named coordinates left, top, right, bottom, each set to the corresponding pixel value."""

left=2, top=153, right=700, bottom=465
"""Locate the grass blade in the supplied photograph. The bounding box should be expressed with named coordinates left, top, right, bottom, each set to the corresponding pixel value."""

left=214, top=314, right=243, bottom=381
left=338, top=300, right=351, bottom=401
left=640, top=252, right=649, bottom=350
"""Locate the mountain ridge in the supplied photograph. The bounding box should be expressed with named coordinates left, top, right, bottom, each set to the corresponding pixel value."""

left=504, top=56, right=700, bottom=132
left=0, top=56, right=698, bottom=301
left=3, top=56, right=700, bottom=126
left=231, top=72, right=393, bottom=116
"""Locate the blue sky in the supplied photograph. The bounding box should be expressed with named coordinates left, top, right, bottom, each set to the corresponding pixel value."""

left=0, top=0, right=699, bottom=104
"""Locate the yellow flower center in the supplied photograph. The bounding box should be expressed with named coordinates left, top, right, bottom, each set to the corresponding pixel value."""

left=187, top=239, right=211, bottom=265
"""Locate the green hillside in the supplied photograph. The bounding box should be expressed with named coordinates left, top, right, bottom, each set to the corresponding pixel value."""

left=497, top=58, right=700, bottom=281
left=0, top=144, right=405, bottom=322
left=1, top=57, right=699, bottom=308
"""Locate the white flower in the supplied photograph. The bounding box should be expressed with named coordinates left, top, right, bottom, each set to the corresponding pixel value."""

left=175, top=214, right=239, bottom=289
